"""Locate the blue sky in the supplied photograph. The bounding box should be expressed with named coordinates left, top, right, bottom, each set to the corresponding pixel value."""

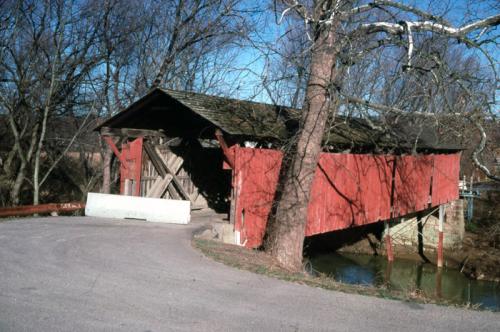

left=231, top=0, right=499, bottom=105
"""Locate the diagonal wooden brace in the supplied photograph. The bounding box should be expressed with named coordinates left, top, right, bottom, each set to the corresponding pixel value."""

left=215, top=129, right=234, bottom=169
left=154, top=146, right=193, bottom=203
left=143, top=141, right=193, bottom=203
left=144, top=142, right=167, bottom=177
left=103, top=135, right=128, bottom=168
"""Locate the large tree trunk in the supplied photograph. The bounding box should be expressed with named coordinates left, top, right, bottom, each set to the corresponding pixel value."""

left=265, top=19, right=338, bottom=271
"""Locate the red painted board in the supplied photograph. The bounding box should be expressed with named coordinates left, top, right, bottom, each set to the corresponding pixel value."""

left=432, top=153, right=460, bottom=206
left=129, top=137, right=143, bottom=196
left=119, top=137, right=143, bottom=196
left=306, top=154, right=393, bottom=235
left=233, top=147, right=282, bottom=248
left=119, top=143, right=130, bottom=195
left=392, top=155, right=433, bottom=217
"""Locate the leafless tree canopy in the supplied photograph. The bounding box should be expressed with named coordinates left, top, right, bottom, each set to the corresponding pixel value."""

left=0, top=0, right=253, bottom=206
left=263, top=0, right=499, bottom=173
left=262, top=0, right=499, bottom=270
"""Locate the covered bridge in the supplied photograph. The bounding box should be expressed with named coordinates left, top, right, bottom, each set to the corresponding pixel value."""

left=96, top=88, right=461, bottom=259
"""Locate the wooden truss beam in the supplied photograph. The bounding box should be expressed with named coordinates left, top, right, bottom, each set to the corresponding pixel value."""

left=100, top=127, right=166, bottom=138
left=155, top=145, right=193, bottom=203
left=144, top=142, right=167, bottom=178
left=143, top=141, right=194, bottom=204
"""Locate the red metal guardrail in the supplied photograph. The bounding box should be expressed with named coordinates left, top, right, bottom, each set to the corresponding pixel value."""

left=0, top=202, right=85, bottom=218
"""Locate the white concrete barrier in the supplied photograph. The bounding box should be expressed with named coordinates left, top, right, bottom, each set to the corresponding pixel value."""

left=85, top=193, right=190, bottom=224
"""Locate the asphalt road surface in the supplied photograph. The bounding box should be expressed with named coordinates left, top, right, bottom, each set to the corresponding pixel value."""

left=0, top=217, right=498, bottom=331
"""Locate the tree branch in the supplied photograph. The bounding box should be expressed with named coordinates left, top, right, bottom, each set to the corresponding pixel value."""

left=471, top=119, right=500, bottom=181
left=356, top=14, right=500, bottom=38
left=340, top=93, right=462, bottom=118
left=342, top=94, right=499, bottom=181
left=340, top=1, right=451, bottom=26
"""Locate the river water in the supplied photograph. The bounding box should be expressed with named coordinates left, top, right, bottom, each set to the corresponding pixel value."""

left=310, top=253, right=500, bottom=311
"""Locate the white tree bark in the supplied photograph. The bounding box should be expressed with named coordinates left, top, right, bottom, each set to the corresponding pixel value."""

left=356, top=15, right=500, bottom=37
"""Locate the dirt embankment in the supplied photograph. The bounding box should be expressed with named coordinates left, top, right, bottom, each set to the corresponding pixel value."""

left=460, top=189, right=500, bottom=282
left=458, top=232, right=500, bottom=282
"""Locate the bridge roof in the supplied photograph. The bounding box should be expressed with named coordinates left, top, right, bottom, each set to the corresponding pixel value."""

left=96, top=88, right=462, bottom=152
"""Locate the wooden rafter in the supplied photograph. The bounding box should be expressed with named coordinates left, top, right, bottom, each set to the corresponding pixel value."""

left=101, top=127, right=166, bottom=138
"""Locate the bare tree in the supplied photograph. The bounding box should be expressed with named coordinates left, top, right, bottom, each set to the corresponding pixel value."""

left=265, top=0, right=500, bottom=271
left=0, top=0, right=101, bottom=205
left=151, top=0, right=249, bottom=88
left=94, top=0, right=251, bottom=193
left=0, top=0, right=253, bottom=204
left=93, top=0, right=149, bottom=194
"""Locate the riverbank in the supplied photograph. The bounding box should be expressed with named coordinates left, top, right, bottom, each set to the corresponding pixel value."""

left=303, top=191, right=500, bottom=282
left=459, top=231, right=500, bottom=282
left=461, top=189, right=500, bottom=281
left=310, top=251, right=499, bottom=311
left=193, top=238, right=493, bottom=310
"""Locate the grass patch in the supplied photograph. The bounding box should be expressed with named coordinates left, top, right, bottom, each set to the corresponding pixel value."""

left=192, top=238, right=465, bottom=308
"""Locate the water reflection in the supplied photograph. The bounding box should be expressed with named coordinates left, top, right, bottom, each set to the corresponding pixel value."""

left=310, top=253, right=500, bottom=311
left=435, top=268, right=442, bottom=298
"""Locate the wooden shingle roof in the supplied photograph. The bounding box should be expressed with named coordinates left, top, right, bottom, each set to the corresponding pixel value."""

left=161, top=89, right=295, bottom=139
left=96, top=88, right=461, bottom=152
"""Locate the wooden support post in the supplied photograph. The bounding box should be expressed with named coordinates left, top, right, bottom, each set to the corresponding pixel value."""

left=384, top=259, right=393, bottom=286
left=385, top=221, right=394, bottom=262
left=437, top=204, right=445, bottom=268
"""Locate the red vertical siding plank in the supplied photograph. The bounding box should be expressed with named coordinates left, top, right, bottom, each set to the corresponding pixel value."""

left=432, top=153, right=460, bottom=205
left=119, top=143, right=130, bottom=195
left=129, top=137, right=143, bottom=196
left=232, top=147, right=282, bottom=247
left=118, top=138, right=144, bottom=196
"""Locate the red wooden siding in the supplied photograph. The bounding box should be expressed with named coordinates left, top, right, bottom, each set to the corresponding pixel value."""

left=392, top=155, right=434, bottom=217
left=229, top=146, right=461, bottom=248
left=119, top=137, right=143, bottom=196
left=233, top=147, right=282, bottom=247
left=306, top=154, right=393, bottom=235
left=432, top=153, right=461, bottom=205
